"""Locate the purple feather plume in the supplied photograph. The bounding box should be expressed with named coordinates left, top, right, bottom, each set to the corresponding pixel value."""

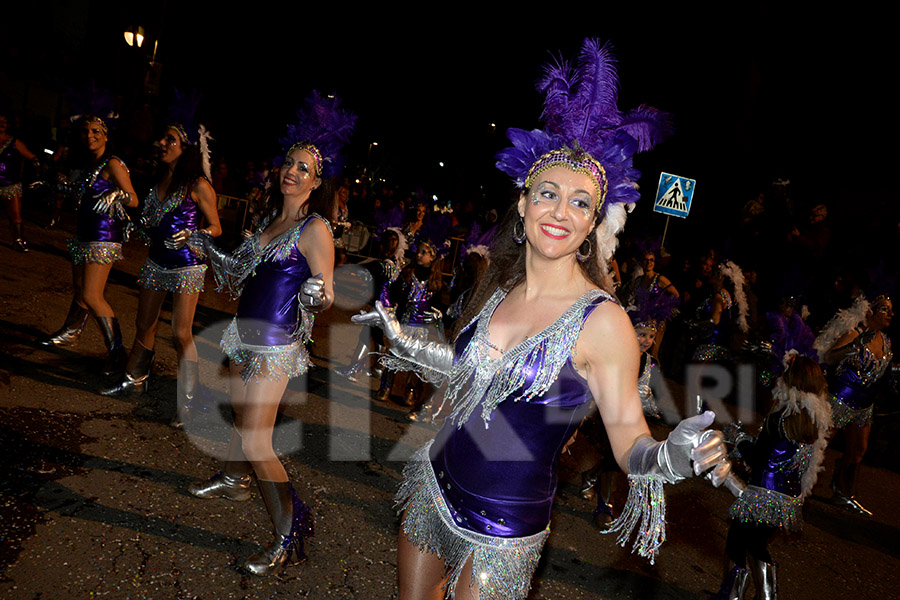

left=279, top=90, right=357, bottom=178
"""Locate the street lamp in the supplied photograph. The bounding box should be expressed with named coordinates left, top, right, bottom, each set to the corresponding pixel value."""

left=123, top=26, right=145, bottom=48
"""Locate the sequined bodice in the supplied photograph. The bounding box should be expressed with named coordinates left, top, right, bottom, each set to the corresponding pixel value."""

left=397, top=274, right=434, bottom=325
left=831, top=332, right=892, bottom=409
left=429, top=288, right=612, bottom=537
left=75, top=157, right=126, bottom=243
left=0, top=137, right=22, bottom=186
left=142, top=185, right=203, bottom=268
left=236, top=216, right=324, bottom=338
left=746, top=411, right=812, bottom=497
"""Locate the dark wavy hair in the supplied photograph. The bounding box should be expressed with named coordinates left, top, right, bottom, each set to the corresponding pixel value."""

left=154, top=134, right=205, bottom=191
left=264, top=172, right=337, bottom=226
left=452, top=194, right=612, bottom=339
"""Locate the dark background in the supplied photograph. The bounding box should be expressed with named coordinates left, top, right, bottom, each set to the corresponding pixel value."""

left=1, top=2, right=894, bottom=256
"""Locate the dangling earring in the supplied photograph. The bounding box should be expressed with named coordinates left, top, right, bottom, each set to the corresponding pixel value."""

left=576, top=235, right=594, bottom=262
left=512, top=216, right=526, bottom=244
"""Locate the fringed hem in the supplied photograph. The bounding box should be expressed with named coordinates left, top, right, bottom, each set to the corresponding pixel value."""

left=396, top=441, right=548, bottom=600
left=0, top=182, right=23, bottom=201
left=830, top=396, right=873, bottom=429
left=137, top=259, right=207, bottom=294
left=221, top=318, right=310, bottom=383
left=729, top=486, right=803, bottom=532
left=603, top=474, right=667, bottom=564
left=67, top=239, right=123, bottom=265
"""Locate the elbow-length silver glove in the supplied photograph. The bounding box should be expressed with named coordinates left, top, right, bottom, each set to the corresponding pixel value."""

left=627, top=411, right=733, bottom=487
left=92, top=188, right=131, bottom=220
left=351, top=301, right=454, bottom=375
left=187, top=230, right=235, bottom=273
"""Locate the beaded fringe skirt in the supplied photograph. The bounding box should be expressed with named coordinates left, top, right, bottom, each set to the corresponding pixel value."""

left=221, top=318, right=310, bottom=383
left=830, top=395, right=873, bottom=429
left=396, top=441, right=548, bottom=600
left=137, top=259, right=207, bottom=294
left=67, top=239, right=123, bottom=265
left=729, top=485, right=803, bottom=532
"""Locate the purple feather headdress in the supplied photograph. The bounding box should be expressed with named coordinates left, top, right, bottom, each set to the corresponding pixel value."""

left=496, top=39, right=672, bottom=276
left=627, top=287, right=680, bottom=331
left=278, top=90, right=357, bottom=179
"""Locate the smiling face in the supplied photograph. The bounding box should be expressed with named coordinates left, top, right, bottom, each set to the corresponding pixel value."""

left=280, top=148, right=321, bottom=201
left=82, top=121, right=108, bottom=156
left=158, top=127, right=185, bottom=165
left=868, top=299, right=893, bottom=331
left=518, top=166, right=597, bottom=262
left=641, top=252, right=656, bottom=274
left=635, top=326, right=657, bottom=353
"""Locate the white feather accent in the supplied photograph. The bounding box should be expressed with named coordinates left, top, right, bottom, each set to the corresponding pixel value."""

left=198, top=124, right=213, bottom=182
left=466, top=244, right=491, bottom=260
left=594, top=202, right=630, bottom=278
left=385, top=226, right=408, bottom=264
left=813, top=294, right=870, bottom=362
left=718, top=260, right=749, bottom=333
left=771, top=379, right=832, bottom=498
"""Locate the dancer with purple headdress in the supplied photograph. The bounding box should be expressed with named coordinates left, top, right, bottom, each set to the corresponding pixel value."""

left=41, top=88, right=139, bottom=375
left=185, top=91, right=355, bottom=576
left=101, top=91, right=222, bottom=431
left=354, top=39, right=732, bottom=600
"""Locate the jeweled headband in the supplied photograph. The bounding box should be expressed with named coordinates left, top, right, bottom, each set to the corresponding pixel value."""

left=169, top=123, right=192, bottom=145
left=83, top=115, right=109, bottom=136
left=287, top=142, right=324, bottom=177
left=524, top=146, right=608, bottom=212
left=632, top=319, right=660, bottom=332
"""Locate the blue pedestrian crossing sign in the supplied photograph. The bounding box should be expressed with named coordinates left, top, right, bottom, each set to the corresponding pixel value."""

left=653, top=172, right=695, bottom=218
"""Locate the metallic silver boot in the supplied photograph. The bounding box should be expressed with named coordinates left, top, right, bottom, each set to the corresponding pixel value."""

left=95, top=316, right=127, bottom=376
left=748, top=557, right=776, bottom=600
left=100, top=341, right=154, bottom=396
left=829, top=461, right=872, bottom=517
left=188, top=470, right=252, bottom=502
left=241, top=481, right=313, bottom=576
left=170, top=359, right=199, bottom=428
left=41, top=301, right=90, bottom=347
left=710, top=563, right=750, bottom=600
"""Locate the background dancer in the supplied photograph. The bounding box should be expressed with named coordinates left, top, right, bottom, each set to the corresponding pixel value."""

left=41, top=106, right=138, bottom=375
left=102, top=94, right=221, bottom=431
left=186, top=91, right=355, bottom=576
left=0, top=109, right=40, bottom=252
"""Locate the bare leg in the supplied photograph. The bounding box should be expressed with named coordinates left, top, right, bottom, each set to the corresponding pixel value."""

left=398, top=522, right=449, bottom=600
left=133, top=288, right=167, bottom=352
left=171, top=290, right=201, bottom=363
left=80, top=262, right=115, bottom=317
left=233, top=363, right=290, bottom=482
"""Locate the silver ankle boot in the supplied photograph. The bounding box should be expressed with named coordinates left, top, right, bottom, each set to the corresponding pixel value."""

left=188, top=472, right=252, bottom=501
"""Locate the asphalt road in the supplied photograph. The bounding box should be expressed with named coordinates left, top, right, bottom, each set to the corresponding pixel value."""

left=1, top=217, right=899, bottom=599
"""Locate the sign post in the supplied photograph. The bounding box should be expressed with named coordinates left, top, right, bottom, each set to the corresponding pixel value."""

left=653, top=172, right=696, bottom=247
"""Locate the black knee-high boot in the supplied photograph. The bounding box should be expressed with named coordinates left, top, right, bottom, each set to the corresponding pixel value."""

left=241, top=480, right=313, bottom=576
left=95, top=316, right=127, bottom=375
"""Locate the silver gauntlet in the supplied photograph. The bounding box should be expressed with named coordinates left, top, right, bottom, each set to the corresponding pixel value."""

left=298, top=273, right=326, bottom=312
left=92, top=188, right=130, bottom=220
left=165, top=228, right=194, bottom=250
left=188, top=231, right=232, bottom=271
left=627, top=411, right=731, bottom=485
left=352, top=301, right=454, bottom=375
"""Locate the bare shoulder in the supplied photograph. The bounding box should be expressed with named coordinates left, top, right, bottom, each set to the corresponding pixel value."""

left=193, top=177, right=215, bottom=196
left=580, top=299, right=637, bottom=356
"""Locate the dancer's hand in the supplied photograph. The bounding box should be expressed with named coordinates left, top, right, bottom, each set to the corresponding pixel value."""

left=165, top=228, right=193, bottom=250
left=298, top=273, right=326, bottom=312
left=92, top=188, right=130, bottom=219
left=352, top=302, right=399, bottom=338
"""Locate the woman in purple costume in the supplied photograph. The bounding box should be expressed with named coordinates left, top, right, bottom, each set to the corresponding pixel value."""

left=354, top=39, right=732, bottom=600
left=101, top=123, right=221, bottom=430
left=0, top=110, right=39, bottom=252
left=41, top=115, right=138, bottom=374
left=185, top=91, right=354, bottom=576
left=714, top=355, right=831, bottom=600
left=823, top=294, right=893, bottom=516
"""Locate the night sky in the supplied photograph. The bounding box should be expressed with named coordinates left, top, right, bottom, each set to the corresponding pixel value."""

left=2, top=2, right=894, bottom=251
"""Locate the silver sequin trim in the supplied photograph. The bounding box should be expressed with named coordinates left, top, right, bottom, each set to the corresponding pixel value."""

left=220, top=317, right=313, bottom=383
left=67, top=240, right=123, bottom=265
left=829, top=396, right=873, bottom=429
left=137, top=259, right=207, bottom=294
left=729, top=485, right=803, bottom=531
left=396, top=441, right=548, bottom=600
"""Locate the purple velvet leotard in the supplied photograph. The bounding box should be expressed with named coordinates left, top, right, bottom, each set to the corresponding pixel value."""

left=219, top=213, right=330, bottom=382
left=136, top=184, right=208, bottom=294
left=0, top=137, right=23, bottom=190
left=829, top=331, right=892, bottom=428
left=397, top=287, right=612, bottom=599
left=68, top=157, right=129, bottom=264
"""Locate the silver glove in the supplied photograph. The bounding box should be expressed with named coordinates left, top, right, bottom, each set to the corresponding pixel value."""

left=165, top=228, right=193, bottom=250
left=188, top=230, right=231, bottom=269
left=627, top=411, right=730, bottom=484
left=298, top=273, right=326, bottom=312
left=352, top=301, right=454, bottom=375
left=92, top=188, right=130, bottom=219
